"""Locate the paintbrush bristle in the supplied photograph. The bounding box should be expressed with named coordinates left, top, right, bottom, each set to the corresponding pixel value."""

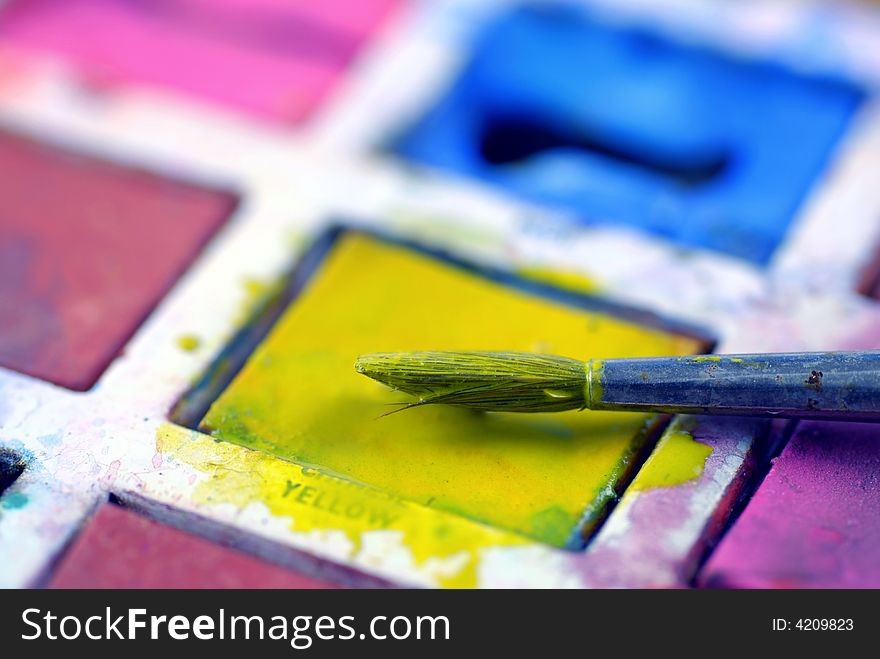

left=355, top=351, right=587, bottom=413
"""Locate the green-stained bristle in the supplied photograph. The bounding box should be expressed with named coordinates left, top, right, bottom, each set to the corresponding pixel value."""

left=355, top=351, right=587, bottom=413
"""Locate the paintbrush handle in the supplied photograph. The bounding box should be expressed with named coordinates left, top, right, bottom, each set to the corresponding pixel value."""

left=586, top=351, right=880, bottom=421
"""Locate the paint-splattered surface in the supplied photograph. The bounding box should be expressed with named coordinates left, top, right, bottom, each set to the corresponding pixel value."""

left=155, top=423, right=533, bottom=588
left=578, top=415, right=772, bottom=587
left=1, top=0, right=880, bottom=589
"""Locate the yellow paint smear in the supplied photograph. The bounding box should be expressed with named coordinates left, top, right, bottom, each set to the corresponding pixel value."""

left=630, top=425, right=714, bottom=491
left=683, top=356, right=743, bottom=363
left=176, top=335, right=201, bottom=352
left=516, top=266, right=599, bottom=294
left=235, top=276, right=285, bottom=329
left=157, top=423, right=528, bottom=588
left=202, top=233, right=702, bottom=547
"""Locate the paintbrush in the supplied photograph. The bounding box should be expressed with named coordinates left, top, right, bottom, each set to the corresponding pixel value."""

left=355, top=351, right=880, bottom=421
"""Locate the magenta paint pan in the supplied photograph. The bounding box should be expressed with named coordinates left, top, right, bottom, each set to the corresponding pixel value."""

left=0, top=0, right=402, bottom=124
left=0, top=128, right=236, bottom=390
left=699, top=420, right=880, bottom=588
left=48, top=504, right=338, bottom=588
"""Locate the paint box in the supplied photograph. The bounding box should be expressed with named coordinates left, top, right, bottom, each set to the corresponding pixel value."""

left=0, top=128, right=236, bottom=390
left=174, top=228, right=708, bottom=549
left=0, top=0, right=401, bottom=124
left=0, top=0, right=879, bottom=590
left=48, top=503, right=338, bottom=589
left=393, top=4, right=863, bottom=264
